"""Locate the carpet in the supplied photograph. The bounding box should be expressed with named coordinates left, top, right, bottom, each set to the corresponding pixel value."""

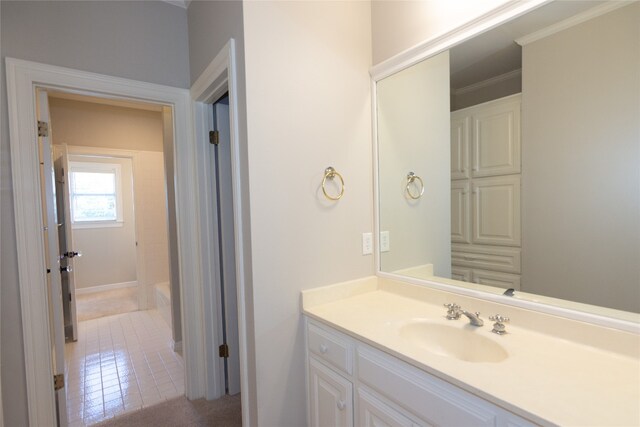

left=95, top=395, right=242, bottom=427
left=76, top=287, right=139, bottom=322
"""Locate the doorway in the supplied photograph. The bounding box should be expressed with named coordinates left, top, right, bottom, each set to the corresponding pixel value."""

left=7, top=51, right=249, bottom=426
left=40, top=90, right=185, bottom=426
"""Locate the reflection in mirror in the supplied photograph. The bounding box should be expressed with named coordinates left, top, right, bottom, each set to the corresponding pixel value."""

left=376, top=1, right=639, bottom=319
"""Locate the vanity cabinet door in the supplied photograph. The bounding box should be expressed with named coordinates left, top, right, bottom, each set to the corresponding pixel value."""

left=309, top=357, right=353, bottom=427
left=451, top=266, right=472, bottom=282
left=357, top=388, right=423, bottom=427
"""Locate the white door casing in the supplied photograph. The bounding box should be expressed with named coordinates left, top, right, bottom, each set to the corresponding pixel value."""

left=190, top=39, right=253, bottom=425
left=6, top=58, right=205, bottom=426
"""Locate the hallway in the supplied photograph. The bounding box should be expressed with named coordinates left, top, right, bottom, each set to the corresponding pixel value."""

left=64, top=310, right=184, bottom=426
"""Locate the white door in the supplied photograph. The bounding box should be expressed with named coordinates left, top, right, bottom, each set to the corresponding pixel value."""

left=213, top=101, right=241, bottom=395
left=471, top=175, right=521, bottom=247
left=53, top=144, right=79, bottom=342
left=37, top=88, right=68, bottom=426
left=308, top=358, right=353, bottom=427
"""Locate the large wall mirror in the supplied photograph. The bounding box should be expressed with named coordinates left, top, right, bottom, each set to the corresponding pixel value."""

left=375, top=0, right=639, bottom=323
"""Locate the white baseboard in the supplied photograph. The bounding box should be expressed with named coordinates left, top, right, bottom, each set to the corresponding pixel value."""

left=75, top=280, right=138, bottom=295
left=173, top=340, right=183, bottom=353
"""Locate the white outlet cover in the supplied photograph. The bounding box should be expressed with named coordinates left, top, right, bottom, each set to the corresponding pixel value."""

left=380, top=231, right=390, bottom=252
left=362, top=232, right=373, bottom=255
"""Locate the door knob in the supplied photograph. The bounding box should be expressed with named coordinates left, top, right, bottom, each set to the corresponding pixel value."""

left=62, top=251, right=81, bottom=259
left=60, top=266, right=72, bottom=273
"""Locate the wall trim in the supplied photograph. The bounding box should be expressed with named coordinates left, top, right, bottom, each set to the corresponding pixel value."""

left=515, top=1, right=631, bottom=46
left=452, top=68, right=521, bottom=96
left=5, top=57, right=205, bottom=426
left=370, top=0, right=550, bottom=82
left=74, top=281, right=138, bottom=295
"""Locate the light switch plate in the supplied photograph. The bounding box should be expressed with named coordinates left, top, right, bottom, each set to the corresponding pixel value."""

left=362, top=232, right=373, bottom=255
left=380, top=231, right=390, bottom=252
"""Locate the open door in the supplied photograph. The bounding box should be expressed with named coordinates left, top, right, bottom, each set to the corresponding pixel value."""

left=212, top=99, right=241, bottom=395
left=36, top=88, right=68, bottom=426
left=54, top=144, right=79, bottom=342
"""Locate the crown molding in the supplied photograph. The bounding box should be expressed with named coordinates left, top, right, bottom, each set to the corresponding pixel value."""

left=452, top=68, right=521, bottom=96
left=515, top=1, right=631, bottom=46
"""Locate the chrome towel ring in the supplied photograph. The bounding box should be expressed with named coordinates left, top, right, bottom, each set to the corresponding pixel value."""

left=406, top=172, right=424, bottom=199
left=322, top=167, right=345, bottom=201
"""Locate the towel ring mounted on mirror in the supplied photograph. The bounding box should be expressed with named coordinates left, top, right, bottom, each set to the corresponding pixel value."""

left=406, top=172, right=424, bottom=199
left=322, top=166, right=345, bottom=201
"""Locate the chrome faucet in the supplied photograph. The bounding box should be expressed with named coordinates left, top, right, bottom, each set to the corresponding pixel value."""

left=461, top=310, right=484, bottom=326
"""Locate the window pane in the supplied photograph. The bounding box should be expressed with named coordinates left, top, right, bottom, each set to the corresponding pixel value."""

left=73, top=195, right=117, bottom=221
left=73, top=172, right=115, bottom=194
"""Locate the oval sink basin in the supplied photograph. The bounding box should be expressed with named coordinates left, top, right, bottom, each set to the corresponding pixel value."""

left=399, top=321, right=508, bottom=363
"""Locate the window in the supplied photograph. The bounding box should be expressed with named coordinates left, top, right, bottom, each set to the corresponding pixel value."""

left=69, top=161, right=123, bottom=228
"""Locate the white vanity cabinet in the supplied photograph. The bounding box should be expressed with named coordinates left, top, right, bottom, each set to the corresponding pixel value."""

left=306, top=319, right=536, bottom=427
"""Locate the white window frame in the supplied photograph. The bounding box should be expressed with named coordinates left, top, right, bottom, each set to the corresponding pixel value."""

left=68, top=160, right=124, bottom=229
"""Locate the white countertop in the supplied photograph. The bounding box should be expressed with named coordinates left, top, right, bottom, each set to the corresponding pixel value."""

left=302, top=277, right=640, bottom=426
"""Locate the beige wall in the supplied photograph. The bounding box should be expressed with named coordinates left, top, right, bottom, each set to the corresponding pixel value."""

left=378, top=51, right=451, bottom=276
left=371, top=0, right=509, bottom=65
left=243, top=2, right=372, bottom=425
left=67, top=155, right=137, bottom=289
left=49, top=98, right=164, bottom=152
left=521, top=3, right=640, bottom=312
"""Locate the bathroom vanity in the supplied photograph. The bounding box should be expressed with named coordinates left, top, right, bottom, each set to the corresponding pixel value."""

left=302, top=277, right=640, bottom=427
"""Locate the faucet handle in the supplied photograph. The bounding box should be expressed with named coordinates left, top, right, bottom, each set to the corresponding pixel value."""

left=444, top=303, right=461, bottom=320
left=489, top=314, right=510, bottom=335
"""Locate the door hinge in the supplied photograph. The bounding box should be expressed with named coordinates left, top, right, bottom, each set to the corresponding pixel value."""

left=53, top=373, right=64, bottom=391
left=218, top=343, right=229, bottom=358
left=38, top=121, right=49, bottom=137
left=209, top=130, right=220, bottom=146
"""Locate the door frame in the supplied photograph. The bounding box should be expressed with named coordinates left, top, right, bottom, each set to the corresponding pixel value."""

left=6, top=58, right=207, bottom=425
left=190, top=38, right=253, bottom=425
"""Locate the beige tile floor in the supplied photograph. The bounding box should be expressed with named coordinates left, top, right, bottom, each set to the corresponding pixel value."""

left=64, top=310, right=184, bottom=426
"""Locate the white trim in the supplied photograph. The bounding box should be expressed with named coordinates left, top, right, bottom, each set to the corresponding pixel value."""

left=5, top=57, right=205, bottom=426
left=452, top=69, right=521, bottom=96
left=369, top=2, right=639, bottom=334
left=515, top=1, right=631, bottom=46
left=191, top=39, right=252, bottom=426
left=370, top=0, right=551, bottom=82
left=74, top=281, right=137, bottom=295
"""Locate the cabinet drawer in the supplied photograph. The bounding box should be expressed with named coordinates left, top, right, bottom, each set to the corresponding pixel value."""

left=357, top=346, right=497, bottom=426
left=308, top=322, right=353, bottom=376
left=452, top=244, right=521, bottom=273
left=472, top=269, right=521, bottom=291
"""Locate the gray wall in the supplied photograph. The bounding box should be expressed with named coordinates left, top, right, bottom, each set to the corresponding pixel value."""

left=187, top=1, right=258, bottom=422
left=521, top=3, right=640, bottom=312
left=1, top=2, right=189, bottom=425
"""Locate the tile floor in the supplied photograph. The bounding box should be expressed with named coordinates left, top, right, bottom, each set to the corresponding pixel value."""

left=64, top=310, right=184, bottom=426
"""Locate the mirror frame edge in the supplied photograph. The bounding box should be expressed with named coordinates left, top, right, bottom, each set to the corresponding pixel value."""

left=370, top=0, right=640, bottom=334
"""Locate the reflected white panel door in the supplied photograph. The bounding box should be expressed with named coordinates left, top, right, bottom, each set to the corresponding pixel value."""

left=451, top=181, right=470, bottom=244
left=472, top=269, right=521, bottom=290
left=53, top=144, right=79, bottom=342
left=309, top=358, right=353, bottom=427
left=212, top=101, right=241, bottom=395
left=472, top=175, right=521, bottom=247
left=451, top=115, right=470, bottom=180
left=37, top=88, right=68, bottom=427
left=471, top=95, right=521, bottom=178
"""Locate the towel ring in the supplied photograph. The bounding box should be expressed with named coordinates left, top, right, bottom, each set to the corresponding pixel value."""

left=322, top=167, right=345, bottom=201
left=406, top=172, right=424, bottom=199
